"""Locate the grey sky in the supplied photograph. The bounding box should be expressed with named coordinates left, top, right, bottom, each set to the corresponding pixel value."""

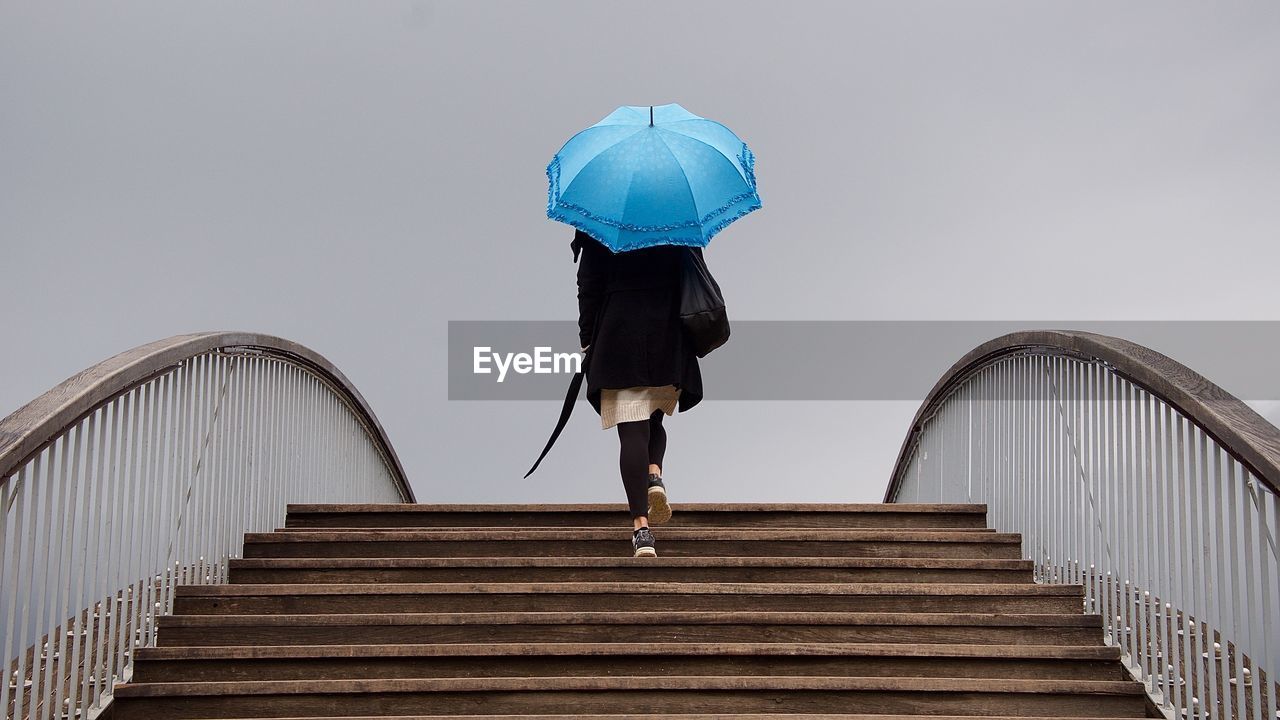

left=2, top=1, right=1278, bottom=504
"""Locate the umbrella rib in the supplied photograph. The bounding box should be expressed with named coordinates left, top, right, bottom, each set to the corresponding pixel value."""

left=556, top=129, right=646, bottom=206
left=650, top=131, right=702, bottom=225
left=655, top=128, right=751, bottom=187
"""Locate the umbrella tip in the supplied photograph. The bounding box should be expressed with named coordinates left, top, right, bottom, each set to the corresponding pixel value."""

left=649, top=105, right=653, bottom=127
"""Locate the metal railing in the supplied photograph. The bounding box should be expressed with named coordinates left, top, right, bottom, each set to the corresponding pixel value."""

left=0, top=333, right=414, bottom=720
left=886, top=331, right=1279, bottom=720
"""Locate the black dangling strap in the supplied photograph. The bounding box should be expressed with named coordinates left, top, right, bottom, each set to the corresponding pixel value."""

left=523, top=363, right=585, bottom=478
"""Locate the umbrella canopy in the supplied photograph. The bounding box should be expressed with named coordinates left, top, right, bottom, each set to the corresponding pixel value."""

left=546, top=102, right=761, bottom=253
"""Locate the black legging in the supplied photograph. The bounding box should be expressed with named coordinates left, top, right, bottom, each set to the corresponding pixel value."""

left=616, top=409, right=667, bottom=518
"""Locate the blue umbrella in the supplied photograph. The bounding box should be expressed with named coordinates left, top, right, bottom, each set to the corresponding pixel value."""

left=546, top=102, right=761, bottom=253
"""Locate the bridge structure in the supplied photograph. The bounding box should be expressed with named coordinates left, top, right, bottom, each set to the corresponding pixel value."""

left=0, top=330, right=1275, bottom=719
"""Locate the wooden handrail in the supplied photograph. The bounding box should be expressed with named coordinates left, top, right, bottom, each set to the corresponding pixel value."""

left=884, top=329, right=1280, bottom=501
left=0, top=331, right=414, bottom=501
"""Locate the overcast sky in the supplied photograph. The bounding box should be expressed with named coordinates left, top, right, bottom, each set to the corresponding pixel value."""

left=2, top=1, right=1278, bottom=504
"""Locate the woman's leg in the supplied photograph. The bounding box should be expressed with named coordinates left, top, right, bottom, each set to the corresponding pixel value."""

left=616, top=418, right=651, bottom=528
left=647, top=409, right=666, bottom=476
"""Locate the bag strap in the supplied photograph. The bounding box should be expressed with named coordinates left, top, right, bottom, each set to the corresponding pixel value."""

left=522, top=361, right=586, bottom=478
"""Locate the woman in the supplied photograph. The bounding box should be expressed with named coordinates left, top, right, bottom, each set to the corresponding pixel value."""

left=572, top=229, right=703, bottom=557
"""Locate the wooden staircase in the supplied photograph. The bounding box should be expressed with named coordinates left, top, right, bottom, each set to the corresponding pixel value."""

left=111, top=503, right=1159, bottom=719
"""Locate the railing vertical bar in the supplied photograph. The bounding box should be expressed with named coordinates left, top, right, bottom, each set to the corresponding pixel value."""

left=1045, top=357, right=1053, bottom=579
left=1121, top=376, right=1134, bottom=664
left=46, top=430, right=75, bottom=720
left=84, top=400, right=111, bottom=709
left=1163, top=398, right=1178, bottom=714
left=1154, top=397, right=1172, bottom=709
left=1064, top=360, right=1074, bottom=587
left=1151, top=394, right=1169, bottom=706
left=1187, top=419, right=1207, bottom=720
left=111, top=389, right=135, bottom=696
left=1138, top=387, right=1154, bottom=694
left=271, top=360, right=286, bottom=537
left=239, top=356, right=253, bottom=567
left=1177, top=416, right=1192, bottom=719
left=1253, top=473, right=1277, bottom=720
left=1054, top=356, right=1064, bottom=586
left=131, top=385, right=149, bottom=671
left=1053, top=358, right=1062, bottom=583
left=142, top=374, right=167, bottom=651
left=9, top=468, right=33, bottom=719
left=244, top=357, right=259, bottom=565
left=246, top=357, right=260, bottom=554
left=0, top=473, right=15, bottom=719
left=205, top=355, right=224, bottom=587
left=1100, top=368, right=1112, bottom=647
left=44, top=428, right=70, bottom=720
left=1031, top=357, right=1042, bottom=578
left=1226, top=458, right=1246, bottom=720
left=183, top=356, right=202, bottom=590
left=222, top=354, right=236, bottom=580
left=1240, top=468, right=1262, bottom=720
left=28, top=440, right=57, bottom=720
left=1130, top=384, right=1143, bottom=687
left=1039, top=357, right=1049, bottom=578
left=163, top=359, right=192, bottom=633
left=1269, top=491, right=1280, bottom=720
left=1018, top=357, right=1026, bottom=568
left=71, top=410, right=100, bottom=720
left=115, top=387, right=142, bottom=690
left=14, top=458, right=41, bottom=720
left=1084, top=363, right=1096, bottom=619
left=3, top=465, right=31, bottom=720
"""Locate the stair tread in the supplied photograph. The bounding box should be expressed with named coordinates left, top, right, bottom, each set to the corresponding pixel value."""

left=159, top=610, right=1104, bottom=627
left=247, top=529, right=1021, bottom=542
left=135, top=642, right=1122, bottom=661
left=178, top=581, right=1081, bottom=596
left=114, top=675, right=1146, bottom=697
left=276, top=526, right=999, bottom=532
left=229, top=556, right=1032, bottom=569
left=214, top=716, right=1140, bottom=720
left=116, top=503, right=1154, bottom=719
left=287, top=503, right=989, bottom=513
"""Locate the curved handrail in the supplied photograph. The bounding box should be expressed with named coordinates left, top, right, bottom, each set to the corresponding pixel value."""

left=883, top=329, right=1280, bottom=720
left=885, top=329, right=1280, bottom=502
left=0, top=331, right=414, bottom=501
left=0, top=331, right=415, bottom=719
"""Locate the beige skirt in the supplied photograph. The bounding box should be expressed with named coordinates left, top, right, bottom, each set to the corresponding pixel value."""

left=600, top=385, right=681, bottom=430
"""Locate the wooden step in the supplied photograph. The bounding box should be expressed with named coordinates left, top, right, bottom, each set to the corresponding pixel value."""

left=228, top=556, right=1036, bottom=585
left=110, top=676, right=1152, bottom=719
left=111, top=502, right=1156, bottom=718
left=242, top=528, right=1024, bottom=559
left=202, top=712, right=1162, bottom=717
left=130, top=642, right=1125, bottom=683
left=207, top=716, right=1155, bottom=720
left=155, top=611, right=1106, bottom=647
left=172, top=582, right=1085, bottom=615
left=284, top=503, right=991, bottom=529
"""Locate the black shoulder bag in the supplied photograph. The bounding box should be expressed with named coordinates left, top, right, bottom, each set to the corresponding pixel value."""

left=679, top=247, right=730, bottom=358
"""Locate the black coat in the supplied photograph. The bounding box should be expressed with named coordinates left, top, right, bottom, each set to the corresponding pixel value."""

left=572, top=230, right=703, bottom=416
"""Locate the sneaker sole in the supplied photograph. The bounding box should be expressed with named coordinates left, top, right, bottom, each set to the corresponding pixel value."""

left=647, top=485, right=672, bottom=524
left=633, top=546, right=657, bottom=558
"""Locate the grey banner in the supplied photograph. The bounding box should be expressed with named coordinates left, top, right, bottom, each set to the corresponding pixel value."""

left=448, top=321, right=1280, bottom=401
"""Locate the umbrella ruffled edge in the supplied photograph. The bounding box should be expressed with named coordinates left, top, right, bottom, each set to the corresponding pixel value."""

left=544, top=142, right=762, bottom=253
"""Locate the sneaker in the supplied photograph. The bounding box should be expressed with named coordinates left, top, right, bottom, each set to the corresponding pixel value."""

left=646, top=474, right=672, bottom=524
left=632, top=526, right=657, bottom=557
